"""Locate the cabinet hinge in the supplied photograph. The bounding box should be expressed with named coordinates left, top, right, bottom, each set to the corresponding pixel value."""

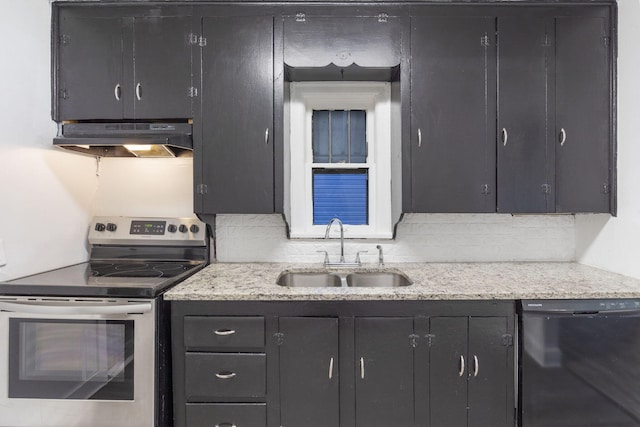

left=274, top=332, right=285, bottom=346
left=481, top=184, right=491, bottom=195
left=199, top=36, right=207, bottom=47
left=502, top=334, right=513, bottom=347
left=295, top=12, right=306, bottom=22
left=197, top=184, right=208, bottom=195
left=378, top=13, right=389, bottom=23
left=603, top=36, right=610, bottom=47
left=480, top=33, right=490, bottom=47
left=409, top=334, right=420, bottom=348
left=188, top=87, right=198, bottom=98
left=60, top=34, right=70, bottom=46
left=541, top=184, right=551, bottom=194
left=425, top=333, right=436, bottom=347
left=602, top=183, right=610, bottom=194
left=188, top=33, right=199, bottom=45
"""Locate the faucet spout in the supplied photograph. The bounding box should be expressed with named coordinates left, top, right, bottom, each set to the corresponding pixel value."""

left=324, top=218, right=345, bottom=263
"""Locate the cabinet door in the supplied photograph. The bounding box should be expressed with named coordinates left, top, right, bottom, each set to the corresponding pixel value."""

left=133, top=16, right=192, bottom=119
left=279, top=317, right=339, bottom=427
left=57, top=15, right=124, bottom=120
left=355, top=317, right=414, bottom=427
left=410, top=17, right=496, bottom=213
left=467, top=317, right=510, bottom=427
left=429, top=317, right=468, bottom=427
left=497, top=17, right=554, bottom=213
left=199, top=16, right=274, bottom=214
left=555, top=15, right=611, bottom=213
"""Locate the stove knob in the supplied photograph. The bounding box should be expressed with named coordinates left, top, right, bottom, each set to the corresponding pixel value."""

left=167, top=224, right=177, bottom=233
left=94, top=223, right=106, bottom=232
left=179, top=224, right=188, bottom=233
left=190, top=224, right=200, bottom=233
left=106, top=223, right=117, bottom=232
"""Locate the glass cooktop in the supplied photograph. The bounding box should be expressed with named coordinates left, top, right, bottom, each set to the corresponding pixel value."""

left=0, top=260, right=205, bottom=298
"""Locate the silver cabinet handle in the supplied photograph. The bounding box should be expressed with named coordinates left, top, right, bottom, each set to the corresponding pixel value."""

left=0, top=300, right=151, bottom=315
left=473, top=355, right=479, bottom=377
left=136, top=83, right=142, bottom=100
left=215, top=424, right=237, bottom=427
left=360, top=357, right=365, bottom=379
left=114, top=83, right=121, bottom=101
left=215, top=372, right=236, bottom=379
left=265, top=128, right=269, bottom=145
left=214, top=329, right=236, bottom=336
left=458, top=355, right=465, bottom=377
left=559, top=128, right=567, bottom=146
left=329, top=357, right=334, bottom=379
left=502, top=128, right=508, bottom=146
left=418, top=128, right=422, bottom=147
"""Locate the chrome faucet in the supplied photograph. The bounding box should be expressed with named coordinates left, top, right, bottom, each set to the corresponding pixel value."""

left=324, top=218, right=346, bottom=263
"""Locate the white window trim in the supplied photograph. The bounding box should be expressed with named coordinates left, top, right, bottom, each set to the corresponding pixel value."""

left=289, top=82, right=392, bottom=239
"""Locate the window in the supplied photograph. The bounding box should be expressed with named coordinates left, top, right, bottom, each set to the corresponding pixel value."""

left=288, top=82, right=392, bottom=238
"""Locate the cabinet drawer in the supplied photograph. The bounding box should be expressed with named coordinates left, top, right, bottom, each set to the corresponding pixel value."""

left=186, top=403, right=266, bottom=427
left=185, top=353, right=266, bottom=401
left=184, top=316, right=265, bottom=351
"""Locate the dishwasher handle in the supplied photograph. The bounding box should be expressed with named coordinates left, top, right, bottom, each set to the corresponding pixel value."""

left=0, top=300, right=152, bottom=315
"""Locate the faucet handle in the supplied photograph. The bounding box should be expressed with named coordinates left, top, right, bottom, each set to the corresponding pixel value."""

left=376, top=245, right=384, bottom=267
left=355, top=251, right=368, bottom=265
left=317, top=250, right=329, bottom=266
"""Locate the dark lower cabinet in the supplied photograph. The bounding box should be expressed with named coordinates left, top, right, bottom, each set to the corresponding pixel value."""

left=279, top=317, right=340, bottom=427
left=354, top=317, right=415, bottom=427
left=429, top=316, right=512, bottom=427
left=410, top=16, right=497, bottom=213
left=172, top=301, right=515, bottom=427
left=197, top=15, right=275, bottom=215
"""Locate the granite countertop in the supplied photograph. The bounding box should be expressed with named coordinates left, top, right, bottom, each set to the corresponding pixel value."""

left=164, top=262, right=640, bottom=301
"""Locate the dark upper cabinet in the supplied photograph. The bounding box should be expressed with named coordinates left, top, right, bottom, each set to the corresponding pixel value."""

left=279, top=317, right=340, bottom=427
left=410, top=16, right=497, bottom=213
left=555, top=15, right=612, bottom=213
left=497, top=17, right=555, bottom=213
left=284, top=14, right=402, bottom=80
left=429, top=316, right=512, bottom=427
left=196, top=15, right=274, bottom=215
left=56, top=9, right=192, bottom=121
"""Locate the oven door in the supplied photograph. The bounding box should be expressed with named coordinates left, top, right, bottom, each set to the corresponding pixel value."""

left=0, top=298, right=155, bottom=427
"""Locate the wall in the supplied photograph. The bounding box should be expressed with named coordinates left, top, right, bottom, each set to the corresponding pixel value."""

left=0, top=0, right=97, bottom=281
left=215, top=214, right=575, bottom=262
left=575, top=0, right=640, bottom=279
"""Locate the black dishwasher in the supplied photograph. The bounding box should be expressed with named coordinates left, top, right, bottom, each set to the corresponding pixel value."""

left=519, top=299, right=640, bottom=427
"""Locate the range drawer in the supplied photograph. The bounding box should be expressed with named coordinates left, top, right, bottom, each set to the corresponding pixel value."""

left=185, top=353, right=266, bottom=401
left=186, top=403, right=266, bottom=427
left=184, top=316, right=265, bottom=351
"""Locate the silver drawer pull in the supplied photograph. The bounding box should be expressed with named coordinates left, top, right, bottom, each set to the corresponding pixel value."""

left=417, top=128, right=422, bottom=148
left=458, top=355, right=465, bottom=377
left=502, top=128, right=508, bottom=146
left=215, top=424, right=237, bottom=427
left=473, top=355, right=479, bottom=377
left=360, top=357, right=365, bottom=379
left=114, top=83, right=121, bottom=101
left=214, top=329, right=236, bottom=336
left=215, top=372, right=236, bottom=379
left=559, top=128, right=567, bottom=146
left=265, top=128, right=269, bottom=145
left=329, top=357, right=334, bottom=379
left=136, top=82, right=142, bottom=100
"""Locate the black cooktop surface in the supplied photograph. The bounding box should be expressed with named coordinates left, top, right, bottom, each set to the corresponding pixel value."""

left=0, top=260, right=205, bottom=298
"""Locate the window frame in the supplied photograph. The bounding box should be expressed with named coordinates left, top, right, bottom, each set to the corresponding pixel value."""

left=288, top=82, right=392, bottom=239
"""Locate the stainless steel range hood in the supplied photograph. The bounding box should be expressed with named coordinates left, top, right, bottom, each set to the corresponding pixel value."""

left=53, top=122, right=193, bottom=158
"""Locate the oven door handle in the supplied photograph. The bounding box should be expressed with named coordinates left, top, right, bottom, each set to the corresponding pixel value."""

left=0, top=301, right=152, bottom=315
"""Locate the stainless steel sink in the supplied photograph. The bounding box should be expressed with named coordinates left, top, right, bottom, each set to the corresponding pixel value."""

left=276, top=271, right=342, bottom=287
left=346, top=271, right=412, bottom=287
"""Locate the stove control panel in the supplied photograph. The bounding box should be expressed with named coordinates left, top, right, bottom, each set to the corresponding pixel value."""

left=89, top=216, right=207, bottom=247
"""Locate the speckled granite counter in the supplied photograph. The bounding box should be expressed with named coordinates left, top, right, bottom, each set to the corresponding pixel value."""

left=164, top=262, right=640, bottom=301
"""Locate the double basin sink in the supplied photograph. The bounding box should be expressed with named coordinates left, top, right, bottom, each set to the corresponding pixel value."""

left=277, top=270, right=412, bottom=288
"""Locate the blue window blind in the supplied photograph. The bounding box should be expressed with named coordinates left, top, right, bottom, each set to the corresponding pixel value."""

left=312, top=110, right=367, bottom=163
left=313, top=169, right=368, bottom=225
